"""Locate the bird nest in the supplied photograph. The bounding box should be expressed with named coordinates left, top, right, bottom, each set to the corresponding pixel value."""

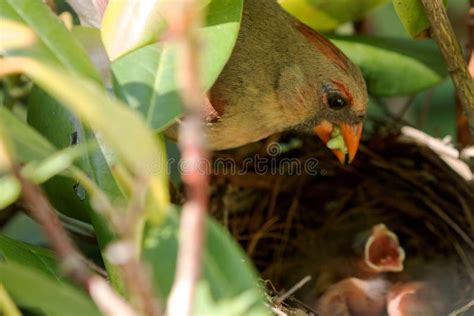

left=209, top=121, right=474, bottom=315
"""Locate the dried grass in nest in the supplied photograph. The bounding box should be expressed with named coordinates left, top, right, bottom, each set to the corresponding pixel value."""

left=209, top=123, right=474, bottom=314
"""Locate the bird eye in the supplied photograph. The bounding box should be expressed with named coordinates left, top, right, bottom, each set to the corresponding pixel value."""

left=327, top=93, right=347, bottom=110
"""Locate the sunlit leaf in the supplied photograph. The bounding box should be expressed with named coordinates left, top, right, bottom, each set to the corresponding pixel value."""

left=279, top=0, right=389, bottom=31
left=0, top=176, right=20, bottom=209
left=112, top=0, right=243, bottom=130
left=101, top=0, right=168, bottom=61
left=101, top=0, right=213, bottom=61
left=0, top=0, right=101, bottom=81
left=0, top=262, right=100, bottom=316
left=331, top=36, right=448, bottom=96
left=0, top=19, right=37, bottom=51
left=0, top=283, right=21, bottom=316
left=392, top=0, right=448, bottom=39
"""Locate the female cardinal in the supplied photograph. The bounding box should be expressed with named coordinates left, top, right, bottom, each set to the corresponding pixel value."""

left=201, top=0, right=368, bottom=163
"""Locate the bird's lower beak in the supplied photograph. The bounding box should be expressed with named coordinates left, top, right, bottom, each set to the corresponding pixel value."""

left=313, top=120, right=363, bottom=164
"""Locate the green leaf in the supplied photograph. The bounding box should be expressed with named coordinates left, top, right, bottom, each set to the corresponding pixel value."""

left=112, top=0, right=243, bottom=130
left=3, top=59, right=137, bottom=291
left=0, top=0, right=124, bottom=230
left=143, top=206, right=268, bottom=313
left=0, top=107, right=91, bottom=221
left=0, top=0, right=124, bottom=220
left=0, top=0, right=101, bottom=81
left=101, top=0, right=168, bottom=61
left=330, top=35, right=448, bottom=96
left=0, top=235, right=62, bottom=281
left=392, top=0, right=448, bottom=39
left=279, top=0, right=389, bottom=31
left=0, top=107, right=55, bottom=163
left=0, top=262, right=101, bottom=316
left=3, top=57, right=169, bottom=222
left=0, top=108, right=93, bottom=185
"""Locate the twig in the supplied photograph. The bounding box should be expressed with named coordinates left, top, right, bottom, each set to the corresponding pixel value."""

left=271, top=306, right=288, bottom=316
left=166, top=2, right=208, bottom=316
left=449, top=299, right=474, bottom=316
left=11, top=165, right=137, bottom=316
left=421, top=0, right=474, bottom=139
left=88, top=276, right=137, bottom=316
left=469, top=2, right=474, bottom=62
left=106, top=239, right=160, bottom=316
left=45, top=0, right=57, bottom=12
left=120, top=178, right=161, bottom=316
left=274, top=275, right=312, bottom=305
left=12, top=165, right=89, bottom=283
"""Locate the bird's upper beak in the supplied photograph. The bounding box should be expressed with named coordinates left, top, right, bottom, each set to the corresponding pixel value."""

left=314, top=120, right=363, bottom=164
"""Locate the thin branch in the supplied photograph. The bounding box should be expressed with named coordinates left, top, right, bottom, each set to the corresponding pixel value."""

left=456, top=0, right=474, bottom=146
left=106, top=239, right=160, bottom=316
left=11, top=165, right=137, bottom=316
left=12, top=165, right=89, bottom=283
left=421, top=0, right=474, bottom=139
left=274, top=276, right=312, bottom=305
left=45, top=0, right=57, bottom=12
left=468, top=1, right=474, bottom=77
left=166, top=2, right=208, bottom=316
left=449, top=299, right=474, bottom=316
left=468, top=1, right=474, bottom=83
left=88, top=276, right=138, bottom=316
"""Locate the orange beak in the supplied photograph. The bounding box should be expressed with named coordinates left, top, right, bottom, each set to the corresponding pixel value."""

left=314, top=121, right=363, bottom=164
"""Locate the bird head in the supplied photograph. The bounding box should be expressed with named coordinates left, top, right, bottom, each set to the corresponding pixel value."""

left=292, top=22, right=368, bottom=164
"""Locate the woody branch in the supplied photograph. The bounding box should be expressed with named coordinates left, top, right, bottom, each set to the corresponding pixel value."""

left=421, top=0, right=474, bottom=139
